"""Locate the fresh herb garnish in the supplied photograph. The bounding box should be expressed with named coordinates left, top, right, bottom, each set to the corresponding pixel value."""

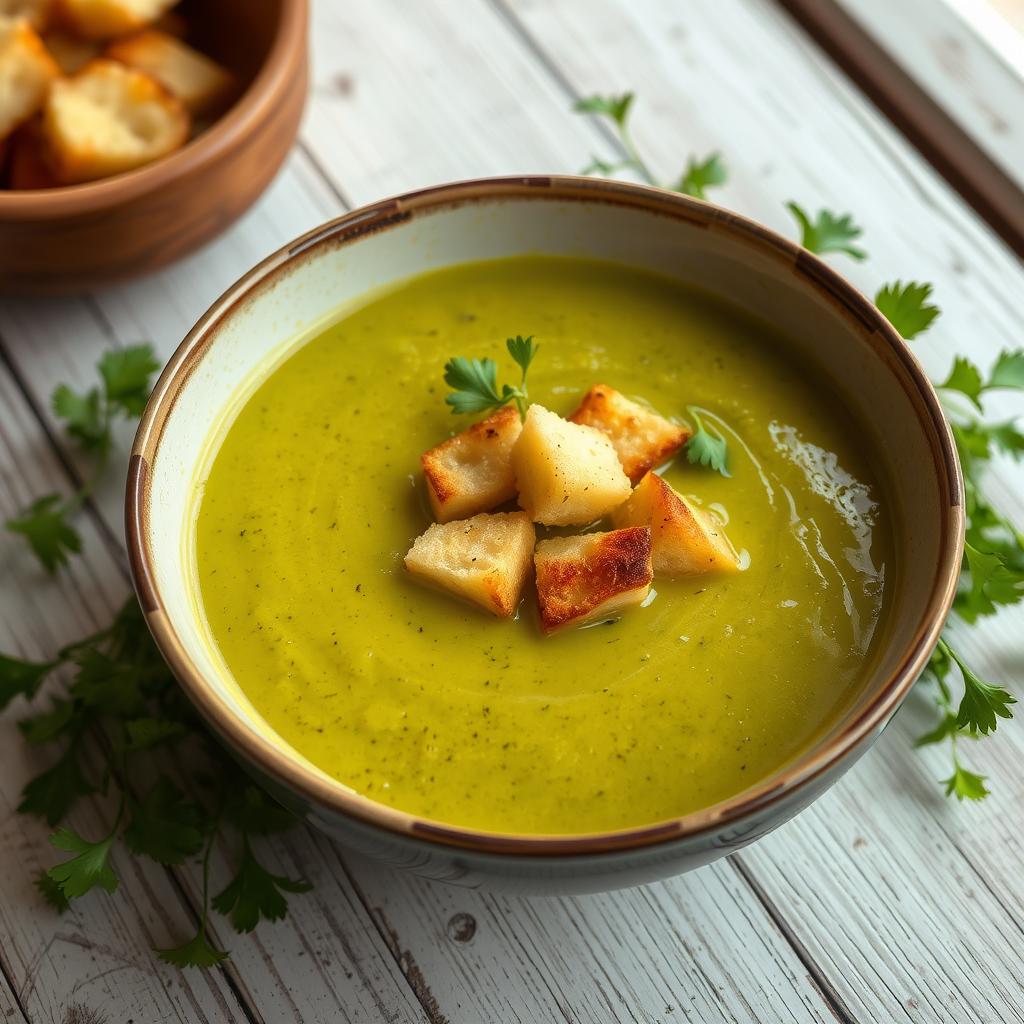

left=444, top=335, right=539, bottom=420
left=1, top=598, right=311, bottom=967
left=684, top=407, right=729, bottom=477
left=576, top=92, right=1020, bottom=799
left=785, top=202, right=866, bottom=260
left=5, top=344, right=159, bottom=574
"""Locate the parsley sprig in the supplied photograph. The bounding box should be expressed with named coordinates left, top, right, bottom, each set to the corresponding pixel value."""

left=5, top=345, right=159, bottom=573
left=444, top=335, right=539, bottom=419
left=1, top=598, right=311, bottom=967
left=576, top=91, right=1020, bottom=799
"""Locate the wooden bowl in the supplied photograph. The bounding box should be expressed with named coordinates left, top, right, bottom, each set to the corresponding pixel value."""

left=0, top=0, right=308, bottom=296
left=127, top=177, right=964, bottom=893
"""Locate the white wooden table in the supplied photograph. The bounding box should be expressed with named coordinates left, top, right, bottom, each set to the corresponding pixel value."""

left=2, top=1, right=1023, bottom=1020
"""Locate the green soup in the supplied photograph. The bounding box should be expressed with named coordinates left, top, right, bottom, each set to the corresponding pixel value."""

left=194, top=256, right=890, bottom=834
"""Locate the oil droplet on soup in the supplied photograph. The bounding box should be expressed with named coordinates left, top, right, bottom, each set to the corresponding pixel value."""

left=194, top=256, right=892, bottom=834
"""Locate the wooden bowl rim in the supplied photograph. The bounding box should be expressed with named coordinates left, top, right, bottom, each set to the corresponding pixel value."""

left=127, top=175, right=965, bottom=858
left=0, top=0, right=308, bottom=219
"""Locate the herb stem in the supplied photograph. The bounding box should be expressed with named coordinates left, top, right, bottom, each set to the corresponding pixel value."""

left=617, top=122, right=657, bottom=186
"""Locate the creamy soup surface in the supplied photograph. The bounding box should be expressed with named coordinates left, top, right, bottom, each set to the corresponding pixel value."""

left=195, top=256, right=891, bottom=834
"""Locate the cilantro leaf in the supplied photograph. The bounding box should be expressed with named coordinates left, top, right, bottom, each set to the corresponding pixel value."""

left=942, top=764, right=990, bottom=801
left=940, top=357, right=985, bottom=410
left=98, top=344, right=160, bottom=418
left=786, top=202, right=866, bottom=260
left=212, top=841, right=311, bottom=933
left=0, top=653, right=55, bottom=711
left=35, top=868, right=70, bottom=913
left=53, top=386, right=108, bottom=452
left=48, top=826, right=119, bottom=899
left=157, top=926, right=228, bottom=969
left=988, top=349, right=1024, bottom=391
left=124, top=779, right=207, bottom=866
left=874, top=281, right=940, bottom=340
left=19, top=698, right=80, bottom=745
left=574, top=92, right=634, bottom=127
left=6, top=495, right=82, bottom=574
left=19, top=745, right=95, bottom=825
left=957, top=544, right=1024, bottom=622
left=684, top=408, right=729, bottom=476
left=676, top=153, right=726, bottom=200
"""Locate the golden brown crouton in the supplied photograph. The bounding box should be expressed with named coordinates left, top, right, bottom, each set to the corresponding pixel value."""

left=612, top=471, right=741, bottom=576
left=0, top=0, right=52, bottom=29
left=0, top=16, right=59, bottom=139
left=42, top=58, right=188, bottom=184
left=569, top=384, right=689, bottom=482
left=404, top=511, right=535, bottom=617
left=42, top=29, right=99, bottom=72
left=6, top=117, right=57, bottom=186
left=534, top=527, right=652, bottom=633
left=106, top=29, right=235, bottom=117
left=54, top=0, right=176, bottom=39
left=422, top=405, right=523, bottom=524
left=512, top=404, right=631, bottom=526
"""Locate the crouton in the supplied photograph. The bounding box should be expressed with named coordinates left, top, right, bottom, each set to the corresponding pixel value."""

left=569, top=384, right=690, bottom=482
left=54, top=0, right=176, bottom=39
left=0, top=0, right=52, bottom=29
left=6, top=117, right=57, bottom=186
left=534, top=527, right=652, bottom=633
left=511, top=404, right=631, bottom=526
left=405, top=511, right=535, bottom=617
left=0, top=16, right=59, bottom=139
left=42, top=29, right=99, bottom=72
left=422, top=405, right=523, bottom=524
left=612, top=471, right=741, bottom=576
left=42, top=58, right=188, bottom=184
left=106, top=29, right=234, bottom=117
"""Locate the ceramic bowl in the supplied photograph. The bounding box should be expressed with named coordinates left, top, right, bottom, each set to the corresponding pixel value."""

left=0, top=0, right=308, bottom=296
left=127, top=176, right=963, bottom=893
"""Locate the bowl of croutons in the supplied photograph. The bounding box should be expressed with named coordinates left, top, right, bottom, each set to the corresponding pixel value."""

left=0, top=0, right=307, bottom=294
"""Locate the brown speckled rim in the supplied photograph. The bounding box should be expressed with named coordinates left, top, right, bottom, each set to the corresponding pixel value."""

left=127, top=175, right=965, bottom=858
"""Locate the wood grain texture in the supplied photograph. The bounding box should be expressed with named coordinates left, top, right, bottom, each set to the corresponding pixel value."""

left=1, top=0, right=1024, bottom=1021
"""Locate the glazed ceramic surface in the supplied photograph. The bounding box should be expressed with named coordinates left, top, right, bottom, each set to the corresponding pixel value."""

left=127, top=177, right=963, bottom=892
left=0, top=0, right=308, bottom=295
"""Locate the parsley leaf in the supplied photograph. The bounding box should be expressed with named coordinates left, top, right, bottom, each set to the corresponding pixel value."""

left=988, top=349, right=1024, bottom=390
left=6, top=495, right=82, bottom=574
left=223, top=783, right=300, bottom=836
left=98, top=345, right=161, bottom=417
left=443, top=336, right=539, bottom=420
left=675, top=153, right=727, bottom=200
left=19, top=744, right=95, bottom=825
left=942, top=763, right=990, bottom=801
left=19, top=699, right=80, bottom=745
left=957, top=544, right=1024, bottom=622
left=786, top=202, right=866, bottom=260
left=124, top=780, right=207, bottom=866
left=120, top=717, right=187, bottom=751
left=940, top=638, right=1016, bottom=735
left=212, top=840, right=311, bottom=933
left=35, top=869, right=70, bottom=913
left=574, top=92, right=634, bottom=127
left=0, top=653, right=56, bottom=711
left=53, top=386, right=108, bottom=453
left=940, top=357, right=985, bottom=410
left=157, top=928, right=229, bottom=970
left=684, top=407, right=729, bottom=476
left=574, top=92, right=656, bottom=185
left=48, top=826, right=119, bottom=899
left=874, top=281, right=940, bottom=340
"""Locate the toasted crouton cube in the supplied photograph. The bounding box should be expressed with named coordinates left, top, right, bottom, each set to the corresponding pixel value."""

left=534, top=527, right=652, bottom=633
left=42, top=59, right=188, bottom=183
left=106, top=29, right=234, bottom=117
left=42, top=29, right=99, bottom=72
left=569, top=384, right=689, bottom=482
left=612, top=471, right=741, bottom=576
left=0, top=0, right=52, bottom=29
left=405, top=511, right=535, bottom=617
left=0, top=17, right=59, bottom=139
left=511, top=404, right=631, bottom=526
left=6, top=118, right=57, bottom=186
left=422, top=406, right=523, bottom=524
left=54, top=0, right=176, bottom=39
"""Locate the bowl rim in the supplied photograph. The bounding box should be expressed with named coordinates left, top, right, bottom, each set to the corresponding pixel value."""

left=127, top=174, right=965, bottom=858
left=0, top=0, right=308, bottom=217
